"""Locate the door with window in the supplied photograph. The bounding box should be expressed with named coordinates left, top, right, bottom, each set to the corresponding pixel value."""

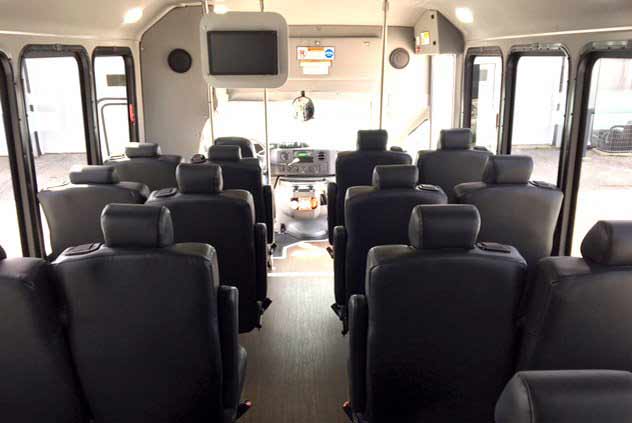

left=509, top=54, right=569, bottom=185
left=0, top=54, right=25, bottom=257
left=466, top=54, right=503, bottom=152
left=94, top=49, right=137, bottom=159
left=571, top=57, right=632, bottom=256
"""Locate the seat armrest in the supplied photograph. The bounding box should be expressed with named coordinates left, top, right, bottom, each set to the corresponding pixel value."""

left=334, top=225, right=347, bottom=307
left=349, top=294, right=368, bottom=415
left=263, top=185, right=275, bottom=244
left=327, top=182, right=338, bottom=245
left=254, top=223, right=268, bottom=304
left=218, top=285, right=242, bottom=412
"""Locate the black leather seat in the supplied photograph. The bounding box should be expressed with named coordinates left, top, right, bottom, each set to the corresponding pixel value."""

left=348, top=204, right=527, bottom=423
left=38, top=165, right=149, bottom=259
left=214, top=137, right=257, bottom=158
left=327, top=130, right=411, bottom=244
left=417, top=128, right=492, bottom=202
left=519, top=221, right=632, bottom=372
left=333, top=165, right=447, bottom=328
left=0, top=246, right=86, bottom=422
left=146, top=163, right=269, bottom=333
left=52, top=204, right=247, bottom=422
left=104, top=143, right=181, bottom=191
left=455, top=155, right=563, bottom=272
left=208, top=145, right=275, bottom=244
left=496, top=371, right=632, bottom=423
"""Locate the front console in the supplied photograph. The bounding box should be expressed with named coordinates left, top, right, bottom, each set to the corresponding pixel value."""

left=270, top=148, right=337, bottom=177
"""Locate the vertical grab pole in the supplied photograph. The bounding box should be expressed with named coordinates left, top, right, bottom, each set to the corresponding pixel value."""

left=378, top=0, right=389, bottom=129
left=202, top=0, right=216, bottom=146
left=260, top=0, right=271, bottom=183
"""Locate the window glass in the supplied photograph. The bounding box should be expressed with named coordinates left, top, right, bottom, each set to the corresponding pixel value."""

left=94, top=55, right=131, bottom=158
left=23, top=56, right=88, bottom=254
left=430, top=54, right=456, bottom=149
left=211, top=91, right=377, bottom=152
left=470, top=56, right=502, bottom=152
left=511, top=55, right=569, bottom=184
left=0, top=67, right=23, bottom=257
left=572, top=57, right=632, bottom=256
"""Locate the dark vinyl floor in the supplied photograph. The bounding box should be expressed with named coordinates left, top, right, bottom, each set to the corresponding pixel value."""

left=239, top=249, right=348, bottom=422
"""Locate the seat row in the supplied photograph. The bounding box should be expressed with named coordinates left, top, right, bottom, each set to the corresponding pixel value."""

left=102, top=138, right=275, bottom=243
left=332, top=155, right=562, bottom=328
left=345, top=204, right=632, bottom=422
left=327, top=127, right=558, bottom=244
left=38, top=161, right=269, bottom=333
left=2, top=233, right=632, bottom=423
left=0, top=206, right=249, bottom=422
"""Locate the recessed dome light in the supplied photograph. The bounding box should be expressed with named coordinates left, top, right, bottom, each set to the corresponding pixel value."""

left=123, top=7, right=143, bottom=24
left=214, top=4, right=230, bottom=14
left=455, top=7, right=474, bottom=24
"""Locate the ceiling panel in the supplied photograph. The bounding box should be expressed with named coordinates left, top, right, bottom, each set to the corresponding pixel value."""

left=0, top=0, right=629, bottom=41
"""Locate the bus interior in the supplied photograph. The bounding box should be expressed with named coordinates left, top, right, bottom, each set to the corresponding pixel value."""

left=1, top=1, right=632, bottom=422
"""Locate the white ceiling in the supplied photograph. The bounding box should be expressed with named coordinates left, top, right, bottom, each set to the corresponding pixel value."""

left=0, top=0, right=630, bottom=41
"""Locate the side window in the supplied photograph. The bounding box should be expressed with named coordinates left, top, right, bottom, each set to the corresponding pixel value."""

left=94, top=53, right=135, bottom=158
left=571, top=57, right=632, bottom=255
left=22, top=56, right=88, bottom=188
left=510, top=55, right=569, bottom=184
left=469, top=55, right=503, bottom=152
left=0, top=56, right=24, bottom=257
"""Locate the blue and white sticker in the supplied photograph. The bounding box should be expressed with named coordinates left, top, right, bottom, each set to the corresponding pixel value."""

left=324, top=48, right=335, bottom=59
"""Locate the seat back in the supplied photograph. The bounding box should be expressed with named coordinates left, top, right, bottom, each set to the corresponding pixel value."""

left=362, top=205, right=527, bottom=422
left=52, top=204, right=226, bottom=422
left=214, top=137, right=257, bottom=158
left=417, top=129, right=492, bottom=202
left=104, top=143, right=181, bottom=190
left=38, top=165, right=149, bottom=259
left=0, top=246, right=85, bottom=423
left=207, top=145, right=267, bottom=231
left=146, top=163, right=265, bottom=333
left=455, top=155, right=563, bottom=270
left=520, top=221, right=632, bottom=372
left=496, top=371, right=632, bottom=423
left=331, top=130, right=412, bottom=238
left=343, top=165, right=446, bottom=301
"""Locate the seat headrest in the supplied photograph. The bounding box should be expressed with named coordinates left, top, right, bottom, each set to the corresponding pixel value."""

left=372, top=165, right=418, bottom=189
left=208, top=145, right=242, bottom=162
left=125, top=143, right=160, bottom=158
left=439, top=128, right=474, bottom=150
left=496, top=370, right=632, bottom=423
left=101, top=204, right=174, bottom=248
left=409, top=204, right=480, bottom=250
left=214, top=137, right=255, bottom=158
left=0, top=245, right=6, bottom=260
left=357, top=130, right=388, bottom=151
left=69, top=165, right=119, bottom=185
left=176, top=163, right=223, bottom=194
left=581, top=221, right=632, bottom=266
left=484, top=155, right=533, bottom=184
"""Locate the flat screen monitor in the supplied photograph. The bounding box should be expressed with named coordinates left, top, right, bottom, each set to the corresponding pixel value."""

left=207, top=30, right=278, bottom=75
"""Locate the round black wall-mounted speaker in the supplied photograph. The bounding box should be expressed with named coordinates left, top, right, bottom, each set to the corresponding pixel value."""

left=168, top=49, right=192, bottom=74
left=389, top=48, right=410, bottom=70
